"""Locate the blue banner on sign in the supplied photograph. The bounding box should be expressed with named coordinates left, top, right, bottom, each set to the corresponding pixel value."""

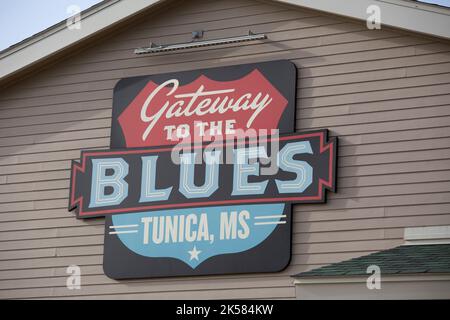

left=110, top=203, right=286, bottom=268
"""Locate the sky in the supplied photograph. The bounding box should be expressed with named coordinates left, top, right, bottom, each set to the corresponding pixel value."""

left=0, top=0, right=101, bottom=51
left=0, top=0, right=449, bottom=51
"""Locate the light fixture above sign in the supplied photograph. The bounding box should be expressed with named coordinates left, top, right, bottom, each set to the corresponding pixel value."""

left=134, top=31, right=267, bottom=54
left=68, top=60, right=338, bottom=279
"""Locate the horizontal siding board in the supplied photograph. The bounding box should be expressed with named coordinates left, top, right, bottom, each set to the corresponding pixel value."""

left=300, top=73, right=450, bottom=98
left=298, top=83, right=450, bottom=109
left=2, top=139, right=450, bottom=176
left=0, top=200, right=443, bottom=234
left=2, top=131, right=450, bottom=167
left=171, top=0, right=258, bottom=15
left=384, top=203, right=450, bottom=217
left=339, top=149, right=450, bottom=167
left=0, top=108, right=111, bottom=128
left=0, top=178, right=449, bottom=209
left=294, top=228, right=403, bottom=244
left=0, top=255, right=103, bottom=271
left=0, top=237, right=403, bottom=267
left=0, top=190, right=70, bottom=204
left=1, top=265, right=297, bottom=286
left=338, top=170, right=450, bottom=187
left=302, top=50, right=450, bottom=78
left=0, top=150, right=86, bottom=167
left=0, top=129, right=110, bottom=148
left=0, top=265, right=102, bottom=281
left=0, top=118, right=111, bottom=139
left=0, top=263, right=310, bottom=283
left=101, top=11, right=323, bottom=50
left=0, top=287, right=54, bottom=299
left=0, top=275, right=294, bottom=295
left=10, top=44, right=446, bottom=102
left=3, top=67, right=449, bottom=115
left=1, top=183, right=449, bottom=228
left=294, top=203, right=450, bottom=222
left=0, top=100, right=112, bottom=121
left=0, top=138, right=448, bottom=169
left=4, top=171, right=70, bottom=184
left=1, top=176, right=449, bottom=214
left=3, top=157, right=450, bottom=210
left=0, top=161, right=71, bottom=176
left=290, top=251, right=379, bottom=266
left=0, top=139, right=449, bottom=174
left=1, top=120, right=449, bottom=154
left=40, top=35, right=413, bottom=79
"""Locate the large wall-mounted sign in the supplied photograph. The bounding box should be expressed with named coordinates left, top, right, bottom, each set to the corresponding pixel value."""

left=69, top=60, right=337, bottom=279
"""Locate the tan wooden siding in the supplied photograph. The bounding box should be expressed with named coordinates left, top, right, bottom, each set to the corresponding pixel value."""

left=0, top=0, right=450, bottom=299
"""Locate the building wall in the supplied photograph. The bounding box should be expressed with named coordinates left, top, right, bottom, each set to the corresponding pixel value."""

left=0, top=0, right=449, bottom=299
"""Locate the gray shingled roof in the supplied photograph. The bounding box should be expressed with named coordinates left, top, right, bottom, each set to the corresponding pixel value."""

left=294, top=244, right=450, bottom=278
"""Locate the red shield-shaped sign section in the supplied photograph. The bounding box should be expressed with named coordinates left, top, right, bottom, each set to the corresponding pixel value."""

left=117, top=69, right=288, bottom=147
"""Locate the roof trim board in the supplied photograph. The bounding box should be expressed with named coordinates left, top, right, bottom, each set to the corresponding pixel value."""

left=1, top=0, right=450, bottom=83
left=0, top=0, right=164, bottom=82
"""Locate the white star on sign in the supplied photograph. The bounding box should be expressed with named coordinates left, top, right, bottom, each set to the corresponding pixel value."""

left=188, top=246, right=202, bottom=261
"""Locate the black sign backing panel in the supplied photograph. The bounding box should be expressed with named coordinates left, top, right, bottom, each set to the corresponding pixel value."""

left=68, top=60, right=338, bottom=279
